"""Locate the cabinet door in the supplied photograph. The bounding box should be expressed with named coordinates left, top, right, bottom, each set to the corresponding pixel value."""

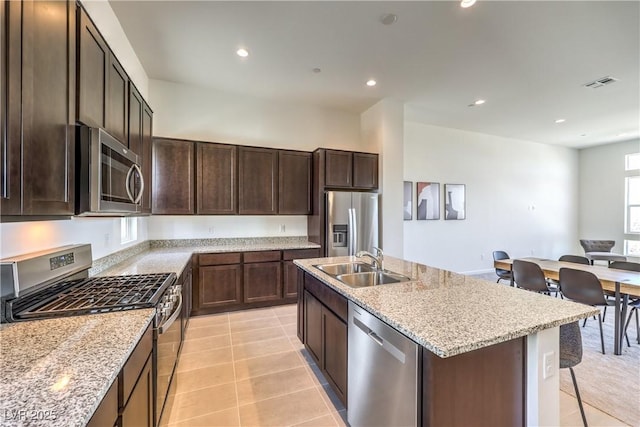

left=353, top=153, right=378, bottom=189
left=88, top=379, right=118, bottom=427
left=304, top=291, right=323, bottom=365
left=152, top=138, right=194, bottom=214
left=283, top=261, right=299, bottom=299
left=197, top=143, right=237, bottom=214
left=128, top=83, right=143, bottom=154
left=77, top=7, right=107, bottom=128
left=238, top=147, right=278, bottom=214
left=243, top=261, right=282, bottom=303
left=121, top=355, right=153, bottom=427
left=106, top=53, right=129, bottom=144
left=198, top=264, right=242, bottom=308
left=1, top=0, right=22, bottom=215
left=140, top=103, right=153, bottom=213
left=322, top=307, right=348, bottom=404
left=278, top=150, right=311, bottom=214
left=21, top=0, right=75, bottom=215
left=325, top=150, right=353, bottom=188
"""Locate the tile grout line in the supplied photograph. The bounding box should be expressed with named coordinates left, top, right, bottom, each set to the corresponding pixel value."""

left=227, top=312, right=243, bottom=427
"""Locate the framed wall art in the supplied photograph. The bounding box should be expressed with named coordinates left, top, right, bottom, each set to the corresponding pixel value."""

left=416, top=182, right=440, bottom=220
left=444, top=184, right=465, bottom=220
left=403, top=181, right=413, bottom=220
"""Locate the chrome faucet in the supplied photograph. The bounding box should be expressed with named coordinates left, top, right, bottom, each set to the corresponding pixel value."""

left=356, top=247, right=384, bottom=271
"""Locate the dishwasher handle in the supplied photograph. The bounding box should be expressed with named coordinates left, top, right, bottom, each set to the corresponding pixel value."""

left=353, top=316, right=406, bottom=363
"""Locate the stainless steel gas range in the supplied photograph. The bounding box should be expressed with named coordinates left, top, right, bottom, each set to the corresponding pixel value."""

left=0, top=244, right=183, bottom=426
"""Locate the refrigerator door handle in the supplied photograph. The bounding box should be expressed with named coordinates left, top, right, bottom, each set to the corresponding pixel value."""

left=348, top=208, right=357, bottom=255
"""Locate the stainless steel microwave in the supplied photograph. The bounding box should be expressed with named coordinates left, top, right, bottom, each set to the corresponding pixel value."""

left=76, top=126, right=144, bottom=215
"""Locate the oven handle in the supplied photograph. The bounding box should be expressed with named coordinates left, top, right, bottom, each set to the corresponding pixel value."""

left=158, top=293, right=182, bottom=335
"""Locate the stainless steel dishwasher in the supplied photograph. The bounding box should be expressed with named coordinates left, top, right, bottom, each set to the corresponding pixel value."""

left=348, top=301, right=420, bottom=427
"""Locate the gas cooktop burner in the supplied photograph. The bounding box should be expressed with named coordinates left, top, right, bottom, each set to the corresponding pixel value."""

left=8, top=273, right=174, bottom=321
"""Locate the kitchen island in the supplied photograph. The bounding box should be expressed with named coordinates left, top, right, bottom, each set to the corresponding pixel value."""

left=295, top=255, right=598, bottom=427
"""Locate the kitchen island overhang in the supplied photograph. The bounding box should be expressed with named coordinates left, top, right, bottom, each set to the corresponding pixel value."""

left=295, top=255, right=598, bottom=427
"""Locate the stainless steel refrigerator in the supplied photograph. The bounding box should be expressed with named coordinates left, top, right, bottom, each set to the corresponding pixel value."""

left=326, top=191, right=380, bottom=257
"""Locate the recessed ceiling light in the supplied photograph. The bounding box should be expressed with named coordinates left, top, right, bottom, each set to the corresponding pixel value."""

left=236, top=48, right=249, bottom=58
left=474, top=99, right=486, bottom=105
left=313, top=68, right=321, bottom=74
left=380, top=13, right=398, bottom=25
left=461, top=0, right=477, bottom=8
left=366, top=79, right=377, bottom=87
left=555, top=119, right=566, bottom=124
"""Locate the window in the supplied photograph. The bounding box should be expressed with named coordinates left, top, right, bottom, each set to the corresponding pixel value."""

left=120, top=217, right=137, bottom=244
left=624, top=153, right=640, bottom=256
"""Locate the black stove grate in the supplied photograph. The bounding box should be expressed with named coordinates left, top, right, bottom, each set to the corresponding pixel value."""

left=9, top=273, right=174, bottom=320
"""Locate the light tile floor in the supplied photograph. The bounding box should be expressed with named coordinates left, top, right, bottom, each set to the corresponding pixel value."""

left=162, top=304, right=628, bottom=426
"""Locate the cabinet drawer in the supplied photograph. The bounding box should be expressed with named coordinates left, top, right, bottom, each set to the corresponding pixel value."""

left=121, top=323, right=153, bottom=407
left=282, top=248, right=320, bottom=261
left=304, top=273, right=348, bottom=322
left=244, top=250, right=281, bottom=263
left=199, top=252, right=242, bottom=266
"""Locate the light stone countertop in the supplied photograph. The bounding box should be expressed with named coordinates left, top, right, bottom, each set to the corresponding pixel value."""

left=95, top=241, right=321, bottom=277
left=0, top=309, right=155, bottom=427
left=295, top=255, right=599, bottom=358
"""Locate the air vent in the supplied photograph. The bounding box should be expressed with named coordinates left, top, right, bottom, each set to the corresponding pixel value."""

left=583, top=76, right=618, bottom=89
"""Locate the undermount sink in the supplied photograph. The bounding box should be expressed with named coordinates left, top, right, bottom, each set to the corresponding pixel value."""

left=336, top=271, right=411, bottom=288
left=314, top=262, right=376, bottom=276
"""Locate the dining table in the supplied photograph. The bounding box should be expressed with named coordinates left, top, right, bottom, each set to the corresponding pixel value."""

left=493, top=257, right=640, bottom=355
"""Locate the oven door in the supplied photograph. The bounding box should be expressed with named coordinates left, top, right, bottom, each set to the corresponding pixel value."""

left=155, top=292, right=183, bottom=425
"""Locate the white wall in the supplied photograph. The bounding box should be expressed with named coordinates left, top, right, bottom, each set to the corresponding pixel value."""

left=0, top=217, right=149, bottom=260
left=361, top=99, right=404, bottom=258
left=403, top=121, right=579, bottom=274
left=579, top=138, right=640, bottom=258
left=148, top=79, right=364, bottom=240
left=80, top=0, right=150, bottom=98
left=150, top=79, right=363, bottom=151
left=147, top=216, right=307, bottom=239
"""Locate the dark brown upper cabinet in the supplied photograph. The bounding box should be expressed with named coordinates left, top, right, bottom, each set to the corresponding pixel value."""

left=128, top=84, right=143, bottom=155
left=196, top=142, right=237, bottom=215
left=353, top=152, right=379, bottom=189
left=238, top=147, right=278, bottom=215
left=129, top=83, right=153, bottom=214
left=1, top=0, right=76, bottom=218
left=324, top=149, right=378, bottom=190
left=106, top=53, right=128, bottom=144
left=152, top=138, right=195, bottom=215
left=324, top=150, right=353, bottom=188
left=77, top=6, right=107, bottom=129
left=77, top=6, right=130, bottom=146
left=140, top=103, right=153, bottom=213
left=278, top=150, right=311, bottom=215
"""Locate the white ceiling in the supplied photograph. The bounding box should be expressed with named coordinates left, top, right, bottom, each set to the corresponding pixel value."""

left=109, top=1, right=640, bottom=149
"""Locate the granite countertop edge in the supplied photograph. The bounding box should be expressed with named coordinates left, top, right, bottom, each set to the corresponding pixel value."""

left=295, top=257, right=599, bottom=358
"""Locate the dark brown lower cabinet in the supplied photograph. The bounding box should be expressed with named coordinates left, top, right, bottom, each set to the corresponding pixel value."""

left=283, top=261, right=299, bottom=299
left=198, top=264, right=243, bottom=309
left=87, top=378, right=118, bottom=427
left=302, top=272, right=348, bottom=406
left=121, top=355, right=153, bottom=427
left=244, top=261, right=282, bottom=303
left=422, top=337, right=525, bottom=427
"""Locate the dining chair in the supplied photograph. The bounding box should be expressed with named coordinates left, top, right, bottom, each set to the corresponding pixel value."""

left=512, top=260, right=552, bottom=294
left=559, top=267, right=615, bottom=354
left=560, top=321, right=587, bottom=427
left=492, top=251, right=513, bottom=284
left=546, top=255, right=592, bottom=298
left=609, top=261, right=640, bottom=344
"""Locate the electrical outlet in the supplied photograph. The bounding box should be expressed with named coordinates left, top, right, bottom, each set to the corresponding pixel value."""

left=279, top=224, right=286, bottom=233
left=480, top=254, right=484, bottom=261
left=543, top=351, right=554, bottom=379
left=104, top=233, right=110, bottom=247
left=208, top=227, right=215, bottom=234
